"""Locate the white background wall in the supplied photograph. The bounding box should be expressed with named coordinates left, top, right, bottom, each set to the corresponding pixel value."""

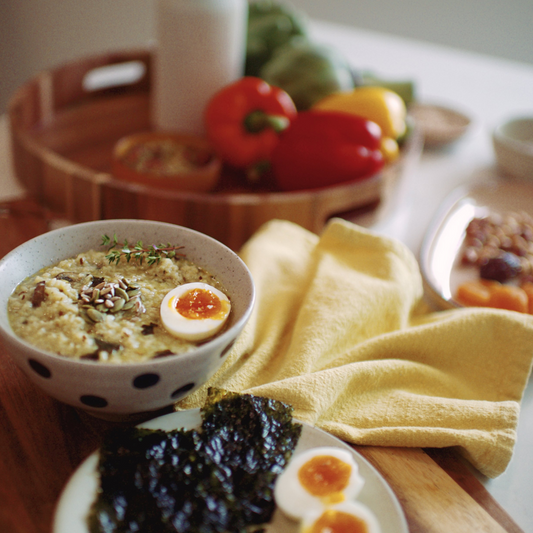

left=1, top=0, right=532, bottom=113
left=0, top=0, right=155, bottom=113
left=290, top=0, right=533, bottom=67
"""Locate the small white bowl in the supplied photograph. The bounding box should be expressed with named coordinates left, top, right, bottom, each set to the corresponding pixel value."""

left=492, top=116, right=533, bottom=181
left=0, top=220, right=255, bottom=420
left=409, top=102, right=471, bottom=148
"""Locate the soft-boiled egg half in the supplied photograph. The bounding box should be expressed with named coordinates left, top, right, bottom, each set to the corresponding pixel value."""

left=274, top=446, right=365, bottom=521
left=160, top=282, right=231, bottom=341
left=300, top=501, right=381, bottom=533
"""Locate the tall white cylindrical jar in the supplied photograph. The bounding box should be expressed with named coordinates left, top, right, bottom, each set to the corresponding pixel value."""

left=153, top=0, right=248, bottom=136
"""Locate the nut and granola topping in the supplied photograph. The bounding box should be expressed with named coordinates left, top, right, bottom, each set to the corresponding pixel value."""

left=460, top=210, right=533, bottom=282
left=78, top=277, right=145, bottom=324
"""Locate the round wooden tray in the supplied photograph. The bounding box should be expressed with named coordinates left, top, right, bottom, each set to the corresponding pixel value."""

left=8, top=49, right=422, bottom=250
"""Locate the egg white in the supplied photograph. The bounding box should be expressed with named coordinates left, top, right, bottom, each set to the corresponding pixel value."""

left=300, top=501, right=381, bottom=533
left=274, top=446, right=365, bottom=521
left=160, top=282, right=231, bottom=341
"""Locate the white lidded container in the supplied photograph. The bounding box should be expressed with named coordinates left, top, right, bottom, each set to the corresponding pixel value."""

left=153, top=0, right=248, bottom=136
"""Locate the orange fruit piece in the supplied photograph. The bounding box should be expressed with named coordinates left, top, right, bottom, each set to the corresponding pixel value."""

left=456, top=279, right=530, bottom=313
left=488, top=284, right=528, bottom=313
left=456, top=280, right=492, bottom=307
left=520, top=282, right=533, bottom=314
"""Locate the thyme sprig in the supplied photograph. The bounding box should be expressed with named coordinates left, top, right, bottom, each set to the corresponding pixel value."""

left=102, top=234, right=185, bottom=265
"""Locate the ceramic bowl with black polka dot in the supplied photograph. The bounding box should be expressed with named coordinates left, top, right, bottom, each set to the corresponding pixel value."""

left=0, top=219, right=255, bottom=420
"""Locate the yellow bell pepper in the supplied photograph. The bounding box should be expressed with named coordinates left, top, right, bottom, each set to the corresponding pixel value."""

left=312, top=86, right=407, bottom=163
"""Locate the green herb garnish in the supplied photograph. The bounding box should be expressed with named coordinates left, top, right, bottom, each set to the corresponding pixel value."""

left=102, top=234, right=185, bottom=265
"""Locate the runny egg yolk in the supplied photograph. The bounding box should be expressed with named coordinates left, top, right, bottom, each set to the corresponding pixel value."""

left=274, top=447, right=365, bottom=522
left=306, top=508, right=369, bottom=533
left=298, top=454, right=352, bottom=503
left=300, top=502, right=381, bottom=533
left=160, top=282, right=231, bottom=341
left=175, top=287, right=226, bottom=320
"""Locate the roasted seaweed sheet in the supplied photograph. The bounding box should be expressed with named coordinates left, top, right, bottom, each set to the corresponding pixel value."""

left=87, top=389, right=302, bottom=533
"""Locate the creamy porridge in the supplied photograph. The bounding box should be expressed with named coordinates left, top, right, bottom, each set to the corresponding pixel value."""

left=7, top=250, right=229, bottom=363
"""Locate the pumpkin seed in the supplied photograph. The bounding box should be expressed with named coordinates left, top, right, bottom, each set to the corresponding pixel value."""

left=122, top=298, right=138, bottom=310
left=87, top=308, right=105, bottom=322
left=115, top=287, right=129, bottom=301
left=110, top=298, right=125, bottom=313
left=79, top=308, right=93, bottom=324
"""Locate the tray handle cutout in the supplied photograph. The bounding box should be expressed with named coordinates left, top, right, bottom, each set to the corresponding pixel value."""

left=82, top=60, right=147, bottom=92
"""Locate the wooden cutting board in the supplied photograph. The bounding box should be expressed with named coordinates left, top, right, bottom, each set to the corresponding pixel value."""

left=0, top=201, right=524, bottom=533
left=356, top=446, right=521, bottom=532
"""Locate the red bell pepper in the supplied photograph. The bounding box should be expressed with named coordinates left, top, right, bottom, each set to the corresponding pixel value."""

left=271, top=110, right=385, bottom=191
left=204, top=76, right=297, bottom=173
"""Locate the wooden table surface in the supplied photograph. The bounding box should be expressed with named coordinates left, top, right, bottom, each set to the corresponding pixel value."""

left=0, top=197, right=525, bottom=533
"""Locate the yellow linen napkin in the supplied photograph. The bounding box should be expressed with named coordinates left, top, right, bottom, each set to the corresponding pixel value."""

left=177, top=218, right=533, bottom=478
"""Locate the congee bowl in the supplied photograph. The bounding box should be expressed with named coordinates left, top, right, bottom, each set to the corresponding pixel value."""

left=0, top=220, right=255, bottom=420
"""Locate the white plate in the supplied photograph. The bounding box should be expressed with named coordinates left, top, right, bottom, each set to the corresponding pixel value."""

left=420, top=175, right=533, bottom=309
left=53, top=409, right=408, bottom=533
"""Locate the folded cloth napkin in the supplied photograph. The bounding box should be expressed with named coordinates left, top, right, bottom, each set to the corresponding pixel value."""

left=177, top=218, right=533, bottom=478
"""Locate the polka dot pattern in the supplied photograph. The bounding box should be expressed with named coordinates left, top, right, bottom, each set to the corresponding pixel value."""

left=220, top=340, right=236, bottom=358
left=133, top=373, right=160, bottom=389
left=80, top=395, right=108, bottom=408
left=171, top=382, right=195, bottom=400
left=28, top=359, right=51, bottom=378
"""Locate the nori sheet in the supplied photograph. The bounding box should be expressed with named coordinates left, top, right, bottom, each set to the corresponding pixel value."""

left=87, top=389, right=302, bottom=533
